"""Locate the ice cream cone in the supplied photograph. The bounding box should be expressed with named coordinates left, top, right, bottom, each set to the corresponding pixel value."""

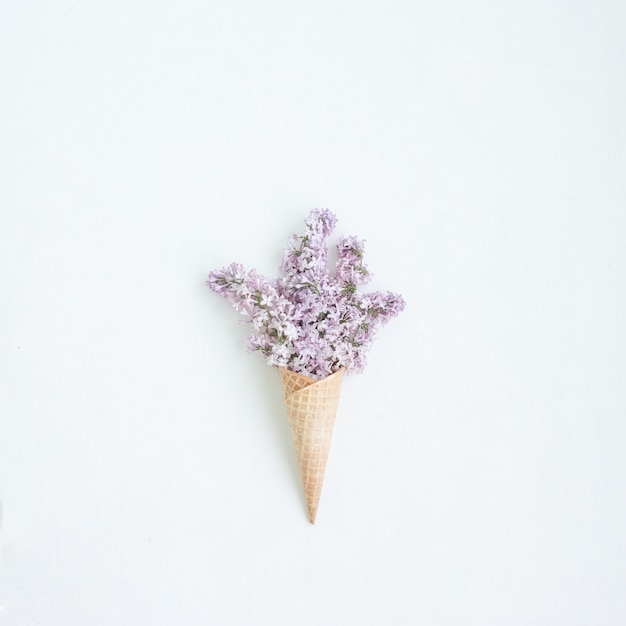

left=279, top=367, right=344, bottom=524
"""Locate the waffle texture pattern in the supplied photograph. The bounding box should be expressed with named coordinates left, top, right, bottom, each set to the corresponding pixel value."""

left=279, top=367, right=344, bottom=523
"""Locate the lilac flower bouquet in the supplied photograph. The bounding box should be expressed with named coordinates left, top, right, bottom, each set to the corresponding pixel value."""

left=207, top=209, right=405, bottom=379
left=207, top=209, right=404, bottom=522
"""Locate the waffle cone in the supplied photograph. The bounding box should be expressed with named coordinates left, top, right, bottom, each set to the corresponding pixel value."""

left=279, top=367, right=344, bottom=524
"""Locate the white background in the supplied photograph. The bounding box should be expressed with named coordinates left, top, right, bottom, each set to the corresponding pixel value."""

left=1, top=1, right=625, bottom=624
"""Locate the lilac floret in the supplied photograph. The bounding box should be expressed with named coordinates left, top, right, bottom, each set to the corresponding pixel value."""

left=207, top=209, right=405, bottom=378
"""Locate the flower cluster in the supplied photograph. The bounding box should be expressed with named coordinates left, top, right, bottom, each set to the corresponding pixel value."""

left=207, top=209, right=405, bottom=379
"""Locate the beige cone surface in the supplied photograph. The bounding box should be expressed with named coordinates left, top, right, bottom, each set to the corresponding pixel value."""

left=279, top=367, right=344, bottom=524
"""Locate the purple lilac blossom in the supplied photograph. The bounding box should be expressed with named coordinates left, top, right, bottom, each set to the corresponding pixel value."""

left=207, top=209, right=405, bottom=379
